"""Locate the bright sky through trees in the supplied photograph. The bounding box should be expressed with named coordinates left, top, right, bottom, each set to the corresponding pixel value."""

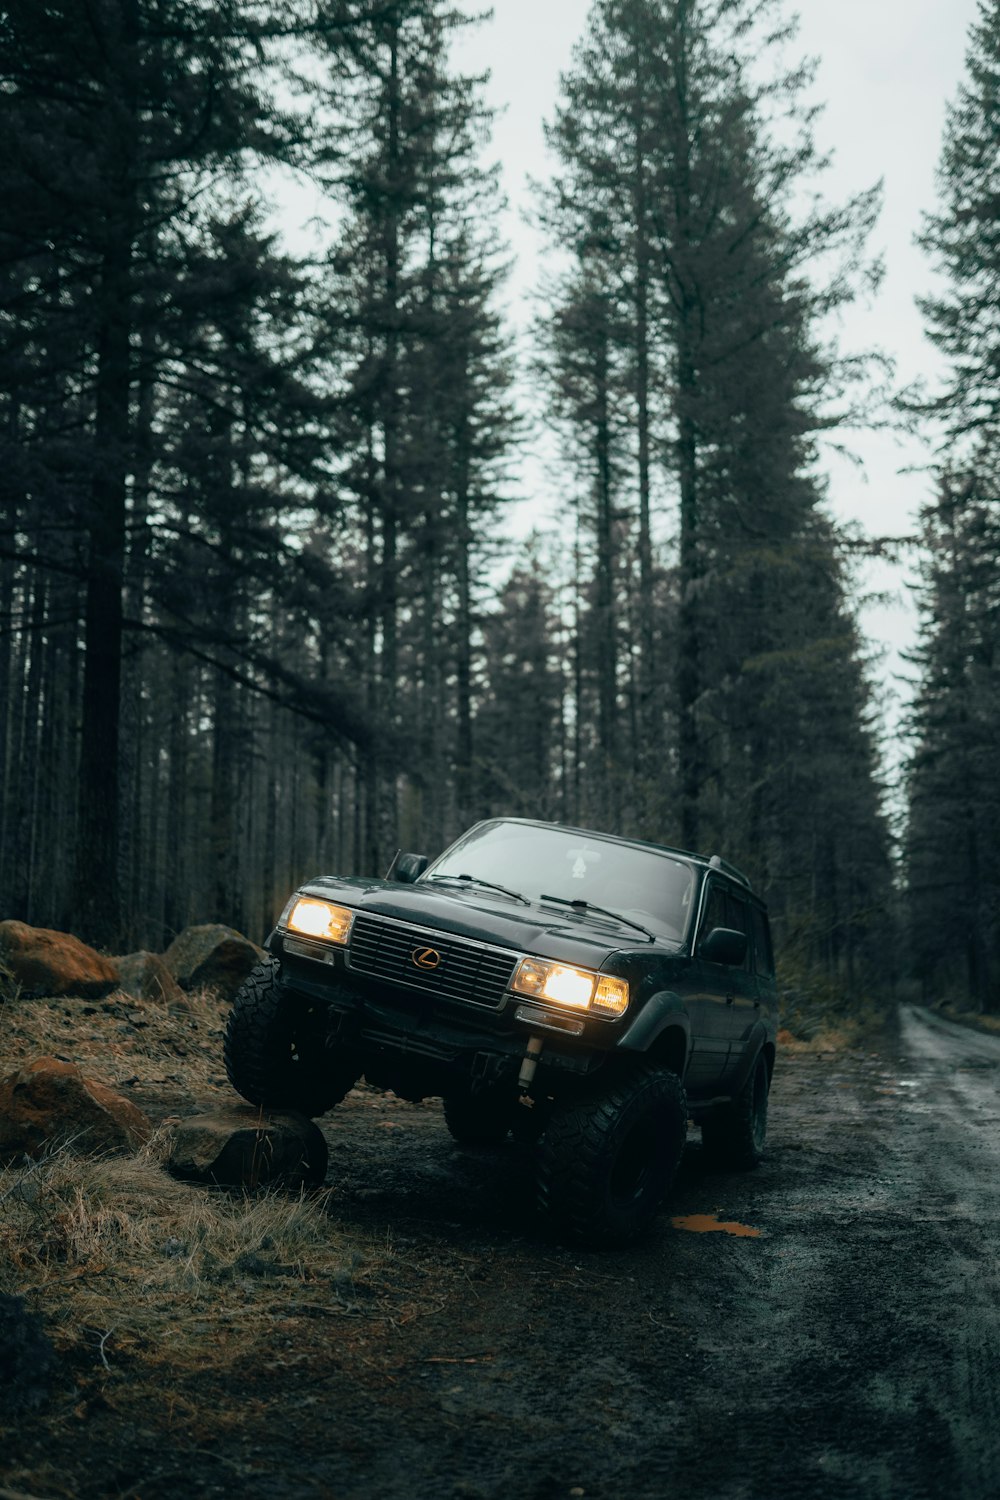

left=452, top=0, right=980, bottom=701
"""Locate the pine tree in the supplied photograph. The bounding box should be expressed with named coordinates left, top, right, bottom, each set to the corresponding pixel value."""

left=535, top=0, right=891, bottom=986
left=917, top=0, right=1000, bottom=450
left=906, top=2, right=1000, bottom=1010
left=475, top=542, right=566, bottom=820
left=0, top=0, right=289, bottom=943
left=906, top=470, right=1000, bottom=1009
left=313, top=0, right=516, bottom=867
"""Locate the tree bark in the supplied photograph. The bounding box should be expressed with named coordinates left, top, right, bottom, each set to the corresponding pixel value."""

left=72, top=0, right=139, bottom=947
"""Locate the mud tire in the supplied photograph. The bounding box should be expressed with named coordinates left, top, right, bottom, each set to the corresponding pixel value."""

left=443, top=1087, right=513, bottom=1147
left=224, top=960, right=359, bottom=1117
left=536, top=1063, right=687, bottom=1247
left=701, top=1049, right=769, bottom=1169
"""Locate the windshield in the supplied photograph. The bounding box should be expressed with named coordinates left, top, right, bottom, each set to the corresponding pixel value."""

left=425, top=821, right=696, bottom=941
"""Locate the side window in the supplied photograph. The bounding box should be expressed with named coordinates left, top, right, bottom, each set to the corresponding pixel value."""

left=751, top=906, right=775, bottom=977
left=723, top=892, right=752, bottom=971
left=699, top=881, right=728, bottom=942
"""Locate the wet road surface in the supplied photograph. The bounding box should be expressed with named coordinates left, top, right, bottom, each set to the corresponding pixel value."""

left=307, top=1004, right=1000, bottom=1500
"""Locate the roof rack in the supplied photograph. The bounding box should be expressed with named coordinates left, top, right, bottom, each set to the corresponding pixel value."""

left=708, top=853, right=753, bottom=890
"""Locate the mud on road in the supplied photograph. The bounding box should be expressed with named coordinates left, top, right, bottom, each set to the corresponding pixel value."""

left=6, top=1004, right=1000, bottom=1500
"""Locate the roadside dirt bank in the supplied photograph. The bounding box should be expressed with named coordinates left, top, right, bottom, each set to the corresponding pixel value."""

left=3, top=1004, right=1000, bottom=1500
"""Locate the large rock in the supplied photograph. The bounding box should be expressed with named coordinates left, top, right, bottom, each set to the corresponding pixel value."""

left=0, top=920, right=118, bottom=1000
left=115, top=950, right=187, bottom=1009
left=0, top=1057, right=152, bottom=1163
left=167, top=1107, right=328, bottom=1190
left=162, top=924, right=265, bottom=999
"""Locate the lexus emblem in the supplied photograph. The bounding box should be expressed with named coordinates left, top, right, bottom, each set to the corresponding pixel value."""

left=412, top=946, right=442, bottom=971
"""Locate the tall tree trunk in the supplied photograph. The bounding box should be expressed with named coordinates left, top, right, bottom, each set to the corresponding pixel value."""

left=12, top=575, right=46, bottom=918
left=594, top=327, right=617, bottom=823
left=378, top=21, right=402, bottom=862
left=164, top=649, right=189, bottom=939
left=121, top=325, right=156, bottom=945
left=0, top=497, right=16, bottom=905
left=631, top=63, right=656, bottom=769
left=672, top=2, right=700, bottom=850
left=73, top=1, right=138, bottom=945
left=363, top=468, right=380, bottom=874
left=455, top=483, right=473, bottom=830
left=676, top=358, right=700, bottom=850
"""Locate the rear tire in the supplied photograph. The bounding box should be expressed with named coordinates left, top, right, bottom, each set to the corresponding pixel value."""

left=700, top=1050, right=770, bottom=1169
left=536, top=1063, right=687, bottom=1247
left=224, top=961, right=359, bottom=1117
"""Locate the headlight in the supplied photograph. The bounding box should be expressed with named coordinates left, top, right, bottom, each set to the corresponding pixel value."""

left=286, top=898, right=354, bottom=945
left=593, top=974, right=630, bottom=1016
left=511, top=958, right=629, bottom=1017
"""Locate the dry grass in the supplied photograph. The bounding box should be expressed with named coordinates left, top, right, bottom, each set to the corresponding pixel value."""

left=0, top=982, right=235, bottom=1104
left=932, top=1000, right=1000, bottom=1037
left=0, top=954, right=20, bottom=1005
left=0, top=1139, right=366, bottom=1378
left=0, top=978, right=455, bottom=1500
left=775, top=952, right=895, bottom=1053
left=0, top=984, right=376, bottom=1389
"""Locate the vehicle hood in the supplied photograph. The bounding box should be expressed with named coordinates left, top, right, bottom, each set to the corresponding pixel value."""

left=295, top=875, right=682, bottom=968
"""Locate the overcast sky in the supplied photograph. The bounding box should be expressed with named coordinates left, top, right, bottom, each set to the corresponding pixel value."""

left=449, top=0, right=981, bottom=732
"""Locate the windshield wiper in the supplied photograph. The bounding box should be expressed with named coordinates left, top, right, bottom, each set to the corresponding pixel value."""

left=539, top=894, right=655, bottom=942
left=427, top=873, right=530, bottom=906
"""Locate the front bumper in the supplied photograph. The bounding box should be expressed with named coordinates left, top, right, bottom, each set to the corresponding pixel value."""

left=269, top=926, right=602, bottom=1083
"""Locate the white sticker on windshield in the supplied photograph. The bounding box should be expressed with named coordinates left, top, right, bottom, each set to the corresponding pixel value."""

left=567, top=848, right=601, bottom=880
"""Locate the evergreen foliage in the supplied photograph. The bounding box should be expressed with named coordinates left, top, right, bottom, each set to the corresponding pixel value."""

left=0, top=0, right=897, bottom=1008
left=917, top=0, right=1000, bottom=449
left=906, top=1, right=1000, bottom=1011
left=532, top=0, right=891, bottom=988
left=906, top=472, right=1000, bottom=1009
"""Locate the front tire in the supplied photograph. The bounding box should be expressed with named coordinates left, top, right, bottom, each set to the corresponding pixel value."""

left=224, top=961, right=359, bottom=1117
left=700, top=1050, right=770, bottom=1169
left=536, top=1063, right=687, bottom=1247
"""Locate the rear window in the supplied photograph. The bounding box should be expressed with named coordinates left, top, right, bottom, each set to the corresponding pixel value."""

left=751, top=905, right=775, bottom=977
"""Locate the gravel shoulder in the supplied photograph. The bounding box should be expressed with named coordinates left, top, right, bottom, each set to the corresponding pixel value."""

left=4, top=1004, right=1000, bottom=1499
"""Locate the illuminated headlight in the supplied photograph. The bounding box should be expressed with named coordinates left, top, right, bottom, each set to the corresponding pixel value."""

left=285, top=898, right=354, bottom=945
left=511, top=958, right=629, bottom=1017
left=592, top=974, right=630, bottom=1016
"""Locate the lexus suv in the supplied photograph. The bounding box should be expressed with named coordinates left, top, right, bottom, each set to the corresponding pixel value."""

left=224, top=817, right=778, bottom=1245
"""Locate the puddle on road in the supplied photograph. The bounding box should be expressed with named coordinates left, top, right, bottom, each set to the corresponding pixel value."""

left=671, top=1213, right=762, bottom=1238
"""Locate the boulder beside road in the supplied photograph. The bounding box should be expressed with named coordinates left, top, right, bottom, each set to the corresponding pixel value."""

left=115, top=949, right=187, bottom=1008
left=0, top=1056, right=152, bottom=1164
left=163, top=924, right=265, bottom=999
left=167, top=1107, right=328, bottom=1190
left=0, top=920, right=118, bottom=999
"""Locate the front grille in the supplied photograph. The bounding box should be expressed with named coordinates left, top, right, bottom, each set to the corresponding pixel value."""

left=348, top=914, right=517, bottom=1010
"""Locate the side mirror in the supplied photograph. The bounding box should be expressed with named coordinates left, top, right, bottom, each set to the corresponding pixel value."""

left=385, top=850, right=429, bottom=884
left=699, top=926, right=748, bottom=966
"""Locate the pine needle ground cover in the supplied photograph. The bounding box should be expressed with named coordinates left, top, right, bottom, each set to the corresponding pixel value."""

left=0, top=990, right=402, bottom=1496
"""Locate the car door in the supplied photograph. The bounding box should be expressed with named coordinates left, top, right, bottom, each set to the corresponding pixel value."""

left=720, top=889, right=759, bottom=1069
left=683, top=878, right=740, bottom=1093
left=750, top=901, right=777, bottom=1023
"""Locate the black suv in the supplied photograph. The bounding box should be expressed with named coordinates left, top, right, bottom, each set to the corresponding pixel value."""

left=225, top=817, right=778, bottom=1245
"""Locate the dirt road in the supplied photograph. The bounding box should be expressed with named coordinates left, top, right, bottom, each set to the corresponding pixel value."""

left=292, top=1004, right=1000, bottom=1500
left=7, top=1004, right=1000, bottom=1499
